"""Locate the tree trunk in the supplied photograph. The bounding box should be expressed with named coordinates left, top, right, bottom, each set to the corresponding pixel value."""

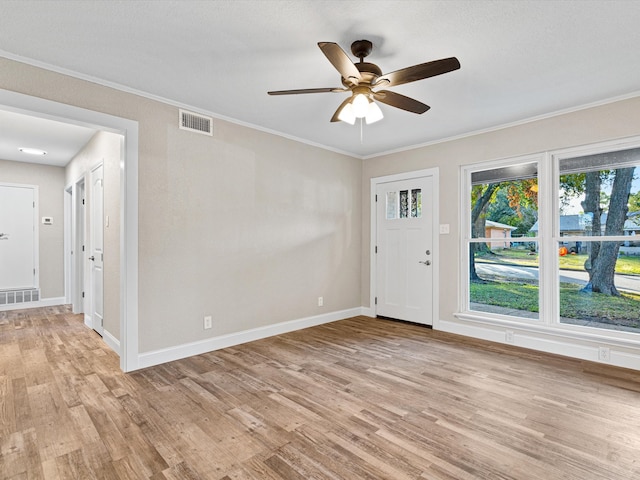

left=581, top=171, right=602, bottom=282
left=470, top=184, right=499, bottom=281
left=588, top=167, right=635, bottom=295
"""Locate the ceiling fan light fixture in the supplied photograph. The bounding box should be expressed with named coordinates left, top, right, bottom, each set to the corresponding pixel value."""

left=337, top=102, right=356, bottom=124
left=352, top=93, right=370, bottom=118
left=365, top=101, right=384, bottom=124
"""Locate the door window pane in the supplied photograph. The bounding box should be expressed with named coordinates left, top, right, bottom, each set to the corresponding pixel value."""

left=386, top=191, right=398, bottom=220
left=399, top=190, right=409, bottom=218
left=411, top=189, right=422, bottom=218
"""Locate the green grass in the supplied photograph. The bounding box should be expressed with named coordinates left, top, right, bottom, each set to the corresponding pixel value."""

left=476, top=248, right=640, bottom=274
left=470, top=280, right=640, bottom=327
left=470, top=281, right=540, bottom=312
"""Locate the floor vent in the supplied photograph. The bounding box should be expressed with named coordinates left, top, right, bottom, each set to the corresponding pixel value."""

left=179, top=109, right=213, bottom=136
left=0, top=289, right=40, bottom=306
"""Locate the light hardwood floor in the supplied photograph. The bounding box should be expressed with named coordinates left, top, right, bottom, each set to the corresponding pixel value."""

left=1, top=306, right=640, bottom=479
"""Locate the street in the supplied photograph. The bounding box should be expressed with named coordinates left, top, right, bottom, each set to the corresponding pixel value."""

left=476, top=262, right=640, bottom=293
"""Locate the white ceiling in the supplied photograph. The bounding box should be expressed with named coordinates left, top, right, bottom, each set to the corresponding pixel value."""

left=1, top=0, right=640, bottom=159
left=0, top=109, right=97, bottom=167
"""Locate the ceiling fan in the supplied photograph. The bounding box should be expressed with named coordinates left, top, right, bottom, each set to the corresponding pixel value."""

left=268, top=40, right=460, bottom=125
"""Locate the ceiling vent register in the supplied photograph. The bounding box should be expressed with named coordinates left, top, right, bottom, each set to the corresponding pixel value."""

left=179, top=109, right=213, bottom=136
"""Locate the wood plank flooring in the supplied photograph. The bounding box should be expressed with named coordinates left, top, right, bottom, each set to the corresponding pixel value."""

left=2, top=306, right=640, bottom=479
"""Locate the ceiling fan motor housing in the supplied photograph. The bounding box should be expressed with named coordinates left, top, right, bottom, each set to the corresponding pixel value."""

left=351, top=39, right=373, bottom=59
left=342, top=62, right=382, bottom=87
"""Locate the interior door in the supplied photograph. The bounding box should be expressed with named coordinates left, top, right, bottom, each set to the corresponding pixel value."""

left=89, top=164, right=104, bottom=335
left=0, top=184, right=36, bottom=290
left=376, top=175, right=434, bottom=325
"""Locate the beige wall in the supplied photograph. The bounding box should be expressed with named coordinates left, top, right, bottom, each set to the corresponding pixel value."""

left=0, top=159, right=65, bottom=298
left=362, top=96, right=640, bottom=321
left=66, top=131, right=122, bottom=340
left=0, top=57, right=362, bottom=353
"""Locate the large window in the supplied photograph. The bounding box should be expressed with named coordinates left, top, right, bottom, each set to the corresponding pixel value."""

left=462, top=142, right=640, bottom=337
left=466, top=160, right=540, bottom=320
left=556, top=148, right=640, bottom=333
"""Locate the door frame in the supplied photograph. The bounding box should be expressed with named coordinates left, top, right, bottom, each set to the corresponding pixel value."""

left=66, top=177, right=85, bottom=315
left=0, top=88, right=140, bottom=372
left=370, top=168, right=440, bottom=328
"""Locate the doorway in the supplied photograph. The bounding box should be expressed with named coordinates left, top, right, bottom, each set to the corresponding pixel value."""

left=0, top=88, right=139, bottom=372
left=371, top=169, right=439, bottom=326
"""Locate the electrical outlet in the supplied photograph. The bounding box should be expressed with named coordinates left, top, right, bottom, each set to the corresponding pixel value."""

left=505, top=330, right=514, bottom=344
left=318, top=296, right=324, bottom=307
left=203, top=315, right=212, bottom=330
left=598, top=346, right=610, bottom=362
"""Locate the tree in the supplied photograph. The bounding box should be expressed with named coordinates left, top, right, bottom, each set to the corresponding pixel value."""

left=486, top=188, right=538, bottom=236
left=470, top=183, right=499, bottom=281
left=560, top=148, right=638, bottom=296
left=580, top=167, right=635, bottom=295
left=469, top=179, right=539, bottom=281
left=628, top=190, right=640, bottom=214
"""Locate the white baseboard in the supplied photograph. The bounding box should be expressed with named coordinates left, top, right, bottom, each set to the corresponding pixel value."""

left=102, top=329, right=120, bottom=355
left=359, top=306, right=376, bottom=318
left=0, top=296, right=66, bottom=312
left=138, top=307, right=363, bottom=370
left=84, top=313, right=92, bottom=328
left=438, top=319, right=640, bottom=371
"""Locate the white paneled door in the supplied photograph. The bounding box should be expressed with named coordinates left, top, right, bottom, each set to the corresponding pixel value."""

left=90, top=164, right=104, bottom=335
left=376, top=175, right=434, bottom=325
left=0, top=184, right=36, bottom=290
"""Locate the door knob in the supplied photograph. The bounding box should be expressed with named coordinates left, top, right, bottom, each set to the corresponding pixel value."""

left=89, top=256, right=95, bottom=261
left=419, top=260, right=431, bottom=266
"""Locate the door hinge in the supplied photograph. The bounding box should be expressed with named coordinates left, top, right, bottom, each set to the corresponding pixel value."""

left=33, top=268, right=36, bottom=275
left=82, top=245, right=85, bottom=252
left=375, top=194, right=378, bottom=202
left=82, top=291, right=85, bottom=298
left=82, top=198, right=85, bottom=205
left=375, top=297, right=378, bottom=305
left=375, top=246, right=378, bottom=254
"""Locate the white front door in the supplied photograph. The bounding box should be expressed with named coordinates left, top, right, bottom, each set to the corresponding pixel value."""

left=376, top=175, right=434, bottom=325
left=89, top=164, right=104, bottom=335
left=0, top=184, right=36, bottom=290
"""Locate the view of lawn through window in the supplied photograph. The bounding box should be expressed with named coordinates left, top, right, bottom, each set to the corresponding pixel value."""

left=468, top=148, right=640, bottom=333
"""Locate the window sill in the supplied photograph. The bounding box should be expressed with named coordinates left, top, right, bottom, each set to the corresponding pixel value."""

left=454, top=310, right=640, bottom=350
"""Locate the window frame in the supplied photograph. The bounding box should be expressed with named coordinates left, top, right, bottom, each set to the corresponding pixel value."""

left=458, top=137, right=640, bottom=348
left=460, top=152, right=546, bottom=327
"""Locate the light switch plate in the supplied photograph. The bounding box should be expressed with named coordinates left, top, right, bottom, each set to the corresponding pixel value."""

left=439, top=224, right=450, bottom=234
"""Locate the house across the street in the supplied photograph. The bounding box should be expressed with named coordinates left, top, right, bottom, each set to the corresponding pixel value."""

left=485, top=220, right=517, bottom=250
left=529, top=213, right=640, bottom=254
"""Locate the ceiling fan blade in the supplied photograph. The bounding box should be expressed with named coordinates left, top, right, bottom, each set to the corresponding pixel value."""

left=375, top=57, right=460, bottom=88
left=268, top=87, right=345, bottom=95
left=330, top=97, right=353, bottom=122
left=318, top=42, right=362, bottom=86
left=374, top=90, right=430, bottom=114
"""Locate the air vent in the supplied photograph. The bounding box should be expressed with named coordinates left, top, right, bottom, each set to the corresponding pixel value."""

left=0, top=289, right=40, bottom=305
left=179, top=109, right=213, bottom=136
